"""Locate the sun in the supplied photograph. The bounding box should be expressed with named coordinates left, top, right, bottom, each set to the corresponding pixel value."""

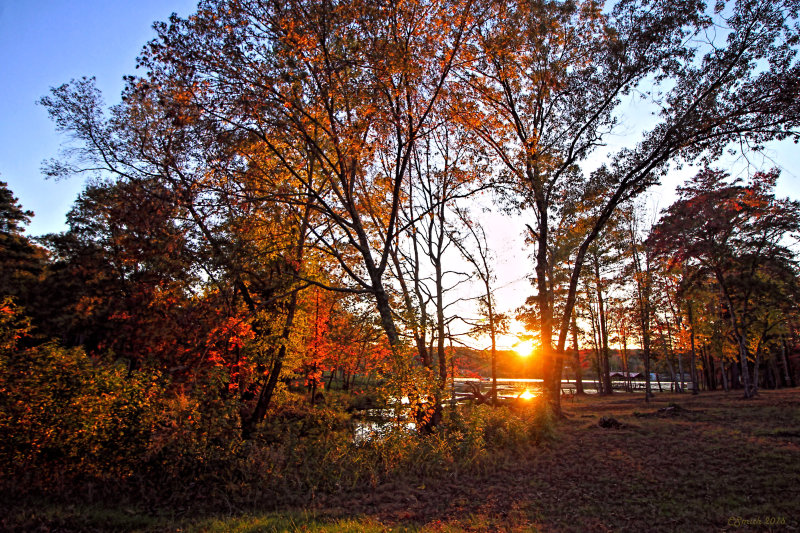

left=513, top=339, right=536, bottom=357
left=518, top=389, right=537, bottom=400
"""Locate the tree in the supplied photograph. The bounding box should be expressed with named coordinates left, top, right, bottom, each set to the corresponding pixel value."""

left=463, top=0, right=800, bottom=412
left=136, top=0, right=479, bottom=357
left=452, top=207, right=508, bottom=404
left=391, top=121, right=484, bottom=384
left=40, top=77, right=315, bottom=432
left=0, top=181, right=47, bottom=308
left=41, top=0, right=800, bottom=417
left=650, top=168, right=800, bottom=397
left=623, top=199, right=657, bottom=400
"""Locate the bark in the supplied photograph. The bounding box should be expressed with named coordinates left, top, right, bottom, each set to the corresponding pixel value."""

left=753, top=340, right=762, bottom=395
left=688, top=303, right=699, bottom=395
left=571, top=312, right=585, bottom=394
left=705, top=347, right=716, bottom=390
left=588, top=302, right=603, bottom=394
left=664, top=319, right=682, bottom=393
left=533, top=198, right=557, bottom=411
left=373, top=283, right=402, bottom=348
left=435, top=259, right=447, bottom=388
left=665, top=355, right=677, bottom=393
left=781, top=337, right=793, bottom=387
left=629, top=226, right=653, bottom=402
left=621, top=334, right=631, bottom=393
left=593, top=256, right=613, bottom=395
left=731, top=360, right=741, bottom=390
left=699, top=349, right=709, bottom=391
left=768, top=354, right=780, bottom=389
left=449, top=329, right=457, bottom=406
left=391, top=249, right=430, bottom=367
left=720, top=359, right=729, bottom=392
left=244, top=290, right=299, bottom=437
left=715, top=270, right=753, bottom=397
left=488, top=291, right=498, bottom=405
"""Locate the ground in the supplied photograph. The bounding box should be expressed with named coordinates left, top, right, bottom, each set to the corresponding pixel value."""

left=7, top=389, right=800, bottom=532
left=312, top=390, right=800, bottom=532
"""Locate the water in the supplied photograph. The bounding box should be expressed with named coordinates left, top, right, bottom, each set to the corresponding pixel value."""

left=351, top=378, right=679, bottom=441
left=453, top=377, right=680, bottom=394
left=353, top=417, right=416, bottom=443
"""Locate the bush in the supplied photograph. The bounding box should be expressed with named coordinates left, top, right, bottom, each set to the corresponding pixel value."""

left=1, top=302, right=555, bottom=512
left=0, top=340, right=161, bottom=482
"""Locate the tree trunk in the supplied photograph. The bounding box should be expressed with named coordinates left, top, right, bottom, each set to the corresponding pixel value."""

left=768, top=354, right=780, bottom=389
left=449, top=329, right=457, bottom=406
left=720, top=360, right=729, bottom=392
left=753, top=340, right=762, bottom=396
left=391, top=250, right=430, bottom=367
left=731, top=360, right=741, bottom=390
left=665, top=355, right=677, bottom=393
left=715, top=272, right=753, bottom=397
left=571, top=313, right=584, bottom=394
left=705, top=347, right=716, bottom=390
left=781, top=337, right=793, bottom=387
left=244, top=290, right=300, bottom=438
left=589, top=307, right=603, bottom=394
left=373, top=284, right=402, bottom=349
left=535, top=219, right=558, bottom=412
left=688, top=303, right=698, bottom=394
left=482, top=277, right=498, bottom=406
left=620, top=328, right=631, bottom=393
left=629, top=229, right=653, bottom=402
left=701, top=346, right=709, bottom=390
left=664, top=321, right=682, bottom=393
left=435, top=265, right=447, bottom=386
left=594, top=256, right=613, bottom=395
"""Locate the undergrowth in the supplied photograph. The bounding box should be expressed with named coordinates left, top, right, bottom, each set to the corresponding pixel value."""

left=1, top=381, right=553, bottom=525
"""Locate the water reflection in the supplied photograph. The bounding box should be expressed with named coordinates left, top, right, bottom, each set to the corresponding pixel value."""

left=351, top=378, right=677, bottom=441
left=353, top=416, right=416, bottom=443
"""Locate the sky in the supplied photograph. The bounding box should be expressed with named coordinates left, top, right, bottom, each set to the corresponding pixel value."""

left=0, top=0, right=198, bottom=236
left=1, top=0, right=799, bottom=352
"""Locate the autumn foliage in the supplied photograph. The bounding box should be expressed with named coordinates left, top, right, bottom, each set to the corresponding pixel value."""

left=2, top=0, right=800, bottom=520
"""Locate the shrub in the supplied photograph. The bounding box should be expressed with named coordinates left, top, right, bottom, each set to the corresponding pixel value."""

left=0, top=340, right=161, bottom=482
left=1, top=301, right=555, bottom=512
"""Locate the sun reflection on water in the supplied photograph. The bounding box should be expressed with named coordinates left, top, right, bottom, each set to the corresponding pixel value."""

left=518, top=389, right=536, bottom=400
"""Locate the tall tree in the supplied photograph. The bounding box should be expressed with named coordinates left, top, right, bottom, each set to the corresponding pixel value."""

left=453, top=207, right=507, bottom=404
left=0, top=181, right=47, bottom=308
left=624, top=199, right=656, bottom=401
left=463, top=0, right=800, bottom=412
left=136, top=0, right=479, bottom=355
left=40, top=77, right=316, bottom=431
left=650, top=168, right=800, bottom=398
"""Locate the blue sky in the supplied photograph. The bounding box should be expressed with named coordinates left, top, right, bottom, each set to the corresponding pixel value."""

left=0, top=0, right=198, bottom=236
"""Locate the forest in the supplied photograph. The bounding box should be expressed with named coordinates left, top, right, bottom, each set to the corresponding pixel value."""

left=2, top=0, right=800, bottom=530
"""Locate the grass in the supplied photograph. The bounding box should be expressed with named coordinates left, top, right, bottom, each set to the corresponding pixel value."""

left=3, top=389, right=799, bottom=532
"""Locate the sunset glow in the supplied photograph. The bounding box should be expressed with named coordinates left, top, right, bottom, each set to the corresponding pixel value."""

left=519, top=389, right=536, bottom=400
left=513, top=339, right=536, bottom=357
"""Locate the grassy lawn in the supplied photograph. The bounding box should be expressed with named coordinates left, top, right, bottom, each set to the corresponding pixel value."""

left=5, top=389, right=799, bottom=532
